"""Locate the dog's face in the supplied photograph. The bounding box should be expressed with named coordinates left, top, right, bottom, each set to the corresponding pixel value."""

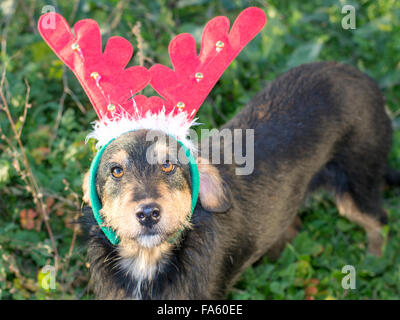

left=82, top=130, right=231, bottom=252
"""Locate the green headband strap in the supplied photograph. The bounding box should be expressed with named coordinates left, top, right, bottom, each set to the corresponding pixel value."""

left=88, top=134, right=200, bottom=246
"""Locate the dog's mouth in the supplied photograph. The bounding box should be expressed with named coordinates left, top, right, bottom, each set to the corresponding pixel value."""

left=135, top=227, right=182, bottom=248
left=137, top=233, right=163, bottom=248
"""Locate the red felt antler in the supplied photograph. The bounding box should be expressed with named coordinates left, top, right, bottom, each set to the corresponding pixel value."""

left=38, top=13, right=155, bottom=119
left=149, top=7, right=266, bottom=119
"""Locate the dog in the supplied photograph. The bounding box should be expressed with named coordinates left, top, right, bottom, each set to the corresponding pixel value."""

left=81, top=61, right=399, bottom=299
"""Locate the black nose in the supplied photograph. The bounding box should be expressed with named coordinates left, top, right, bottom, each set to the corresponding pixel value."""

left=136, top=203, right=161, bottom=227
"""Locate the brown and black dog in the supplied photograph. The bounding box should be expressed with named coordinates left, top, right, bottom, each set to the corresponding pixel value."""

left=81, top=61, right=399, bottom=299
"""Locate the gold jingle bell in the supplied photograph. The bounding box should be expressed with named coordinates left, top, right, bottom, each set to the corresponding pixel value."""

left=107, top=104, right=116, bottom=112
left=195, top=72, right=204, bottom=82
left=176, top=101, right=185, bottom=109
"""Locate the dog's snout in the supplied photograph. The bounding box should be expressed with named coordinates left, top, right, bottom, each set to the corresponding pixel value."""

left=136, top=203, right=161, bottom=227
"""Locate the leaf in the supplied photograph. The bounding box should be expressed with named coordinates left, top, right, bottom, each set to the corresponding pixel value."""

left=177, top=0, right=213, bottom=9
left=14, top=230, right=41, bottom=243
left=31, top=147, right=50, bottom=165
left=0, top=160, right=10, bottom=187
left=293, top=232, right=324, bottom=256
left=296, top=259, right=312, bottom=278
left=305, top=285, right=318, bottom=296
left=177, top=23, right=203, bottom=43
left=336, top=218, right=355, bottom=232
left=45, top=197, right=55, bottom=210
left=56, top=207, right=64, bottom=217
left=269, top=281, right=285, bottom=296
left=285, top=39, right=324, bottom=70
left=19, top=209, right=37, bottom=230
left=31, top=41, right=54, bottom=63
left=379, top=69, right=400, bottom=89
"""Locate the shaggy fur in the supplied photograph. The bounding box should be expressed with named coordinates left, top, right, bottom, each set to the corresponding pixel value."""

left=81, top=62, right=398, bottom=299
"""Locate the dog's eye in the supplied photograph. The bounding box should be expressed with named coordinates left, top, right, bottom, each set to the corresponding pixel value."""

left=111, top=166, right=124, bottom=178
left=161, top=160, right=175, bottom=173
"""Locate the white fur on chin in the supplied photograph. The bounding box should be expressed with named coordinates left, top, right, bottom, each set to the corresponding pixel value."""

left=137, top=234, right=163, bottom=248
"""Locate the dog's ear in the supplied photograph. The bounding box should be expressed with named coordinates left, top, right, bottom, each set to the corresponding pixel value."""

left=82, top=170, right=90, bottom=205
left=197, top=159, right=231, bottom=212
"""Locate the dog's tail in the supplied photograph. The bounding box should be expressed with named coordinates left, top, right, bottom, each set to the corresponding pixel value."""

left=384, top=167, right=400, bottom=187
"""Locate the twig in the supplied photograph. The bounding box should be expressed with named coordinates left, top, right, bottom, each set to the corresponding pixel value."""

left=128, top=21, right=156, bottom=67
left=58, top=178, right=83, bottom=297
left=49, top=66, right=87, bottom=149
left=62, top=178, right=81, bottom=261
left=131, top=21, right=145, bottom=67
left=106, top=0, right=127, bottom=33
left=68, top=0, right=81, bottom=25
left=16, top=78, right=32, bottom=138
left=65, top=87, right=86, bottom=114
left=49, top=66, right=68, bottom=148
left=40, top=190, right=79, bottom=209
left=19, top=0, right=38, bottom=35
left=0, top=68, right=60, bottom=271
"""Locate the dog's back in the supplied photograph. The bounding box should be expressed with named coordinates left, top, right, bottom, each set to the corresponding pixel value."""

left=211, top=61, right=393, bottom=290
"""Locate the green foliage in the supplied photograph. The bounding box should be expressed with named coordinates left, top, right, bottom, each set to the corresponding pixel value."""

left=0, top=0, right=399, bottom=299
left=231, top=192, right=400, bottom=299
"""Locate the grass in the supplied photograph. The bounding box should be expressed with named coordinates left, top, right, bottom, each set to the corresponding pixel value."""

left=0, top=0, right=399, bottom=299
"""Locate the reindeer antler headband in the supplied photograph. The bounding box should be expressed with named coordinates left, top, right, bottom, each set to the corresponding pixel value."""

left=38, top=7, right=266, bottom=148
left=38, top=7, right=266, bottom=245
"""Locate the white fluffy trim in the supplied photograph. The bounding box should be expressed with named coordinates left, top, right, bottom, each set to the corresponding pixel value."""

left=86, top=108, right=199, bottom=150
